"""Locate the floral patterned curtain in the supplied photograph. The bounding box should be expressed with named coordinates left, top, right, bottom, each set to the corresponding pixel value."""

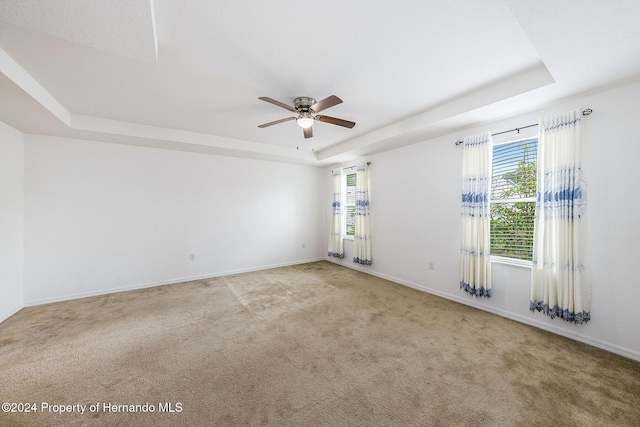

left=353, top=162, right=372, bottom=265
left=530, top=109, right=590, bottom=323
left=460, top=132, right=492, bottom=297
left=328, top=168, right=344, bottom=258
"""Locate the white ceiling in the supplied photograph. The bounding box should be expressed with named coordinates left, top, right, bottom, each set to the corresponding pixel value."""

left=1, top=0, right=640, bottom=165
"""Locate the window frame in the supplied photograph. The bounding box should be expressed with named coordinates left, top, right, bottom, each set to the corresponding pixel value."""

left=342, top=171, right=357, bottom=239
left=489, top=133, right=538, bottom=267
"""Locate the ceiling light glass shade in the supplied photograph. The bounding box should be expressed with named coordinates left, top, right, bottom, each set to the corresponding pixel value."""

left=297, top=116, right=314, bottom=129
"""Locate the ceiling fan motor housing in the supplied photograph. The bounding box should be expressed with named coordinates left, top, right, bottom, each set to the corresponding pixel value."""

left=294, top=97, right=316, bottom=113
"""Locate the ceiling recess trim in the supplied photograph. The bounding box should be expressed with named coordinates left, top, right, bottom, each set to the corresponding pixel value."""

left=0, top=47, right=71, bottom=126
left=317, top=63, right=555, bottom=161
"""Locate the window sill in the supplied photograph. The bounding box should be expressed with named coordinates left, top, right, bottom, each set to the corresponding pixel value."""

left=343, top=235, right=354, bottom=241
left=491, top=256, right=532, bottom=268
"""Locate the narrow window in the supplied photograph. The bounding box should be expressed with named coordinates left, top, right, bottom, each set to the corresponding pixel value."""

left=490, top=138, right=538, bottom=261
left=344, top=172, right=356, bottom=237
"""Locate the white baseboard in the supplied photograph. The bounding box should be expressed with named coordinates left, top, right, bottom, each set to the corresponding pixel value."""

left=24, top=257, right=325, bottom=307
left=0, top=304, right=24, bottom=324
left=326, top=257, right=640, bottom=363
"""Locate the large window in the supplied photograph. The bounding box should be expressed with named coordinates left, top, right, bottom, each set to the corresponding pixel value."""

left=490, top=137, right=538, bottom=261
left=344, top=172, right=356, bottom=237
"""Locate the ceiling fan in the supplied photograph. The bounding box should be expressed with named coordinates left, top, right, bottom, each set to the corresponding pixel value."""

left=258, top=95, right=356, bottom=139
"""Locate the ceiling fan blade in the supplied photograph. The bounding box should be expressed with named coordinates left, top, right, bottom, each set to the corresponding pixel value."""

left=258, top=97, right=297, bottom=112
left=303, top=126, right=313, bottom=139
left=317, top=115, right=356, bottom=129
left=258, top=117, right=296, bottom=128
left=310, top=95, right=342, bottom=113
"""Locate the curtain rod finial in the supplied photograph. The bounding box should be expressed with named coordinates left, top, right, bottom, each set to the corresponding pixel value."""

left=582, top=108, right=593, bottom=116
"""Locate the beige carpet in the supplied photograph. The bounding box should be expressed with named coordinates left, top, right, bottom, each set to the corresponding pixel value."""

left=1, top=261, right=639, bottom=426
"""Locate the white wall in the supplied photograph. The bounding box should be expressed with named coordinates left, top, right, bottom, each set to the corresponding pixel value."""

left=326, top=80, right=640, bottom=361
left=0, top=121, right=24, bottom=322
left=24, top=135, right=325, bottom=305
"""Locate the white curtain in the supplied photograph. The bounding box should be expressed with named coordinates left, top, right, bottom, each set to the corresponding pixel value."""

left=353, top=162, right=372, bottom=265
left=531, top=109, right=590, bottom=323
left=460, top=132, right=492, bottom=297
left=328, top=168, right=344, bottom=258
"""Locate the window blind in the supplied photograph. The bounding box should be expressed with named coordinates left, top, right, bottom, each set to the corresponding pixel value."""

left=345, top=173, right=356, bottom=236
left=490, top=138, right=538, bottom=260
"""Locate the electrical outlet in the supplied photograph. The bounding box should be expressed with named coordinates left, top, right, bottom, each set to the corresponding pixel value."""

left=189, top=254, right=195, bottom=261
left=301, top=243, right=305, bottom=249
left=429, top=261, right=435, bottom=270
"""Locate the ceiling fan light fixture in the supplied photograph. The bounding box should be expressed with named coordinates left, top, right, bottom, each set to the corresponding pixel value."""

left=296, top=115, right=314, bottom=129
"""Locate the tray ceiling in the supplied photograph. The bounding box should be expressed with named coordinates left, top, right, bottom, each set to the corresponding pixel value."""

left=1, top=0, right=639, bottom=165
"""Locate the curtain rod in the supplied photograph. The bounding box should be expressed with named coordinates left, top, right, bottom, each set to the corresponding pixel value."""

left=332, top=161, right=371, bottom=173
left=454, top=108, right=593, bottom=146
